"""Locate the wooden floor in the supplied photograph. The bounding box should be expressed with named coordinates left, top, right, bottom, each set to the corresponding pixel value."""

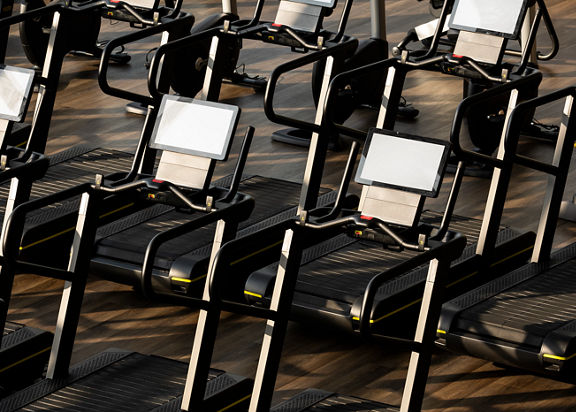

left=5, top=0, right=576, bottom=410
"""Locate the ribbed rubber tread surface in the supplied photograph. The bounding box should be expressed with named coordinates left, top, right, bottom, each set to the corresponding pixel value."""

left=294, top=211, right=484, bottom=306
left=272, top=389, right=396, bottom=411
left=22, top=147, right=134, bottom=226
left=0, top=350, right=226, bottom=411
left=1, top=322, right=44, bottom=349
left=93, top=176, right=329, bottom=271
left=457, top=244, right=576, bottom=347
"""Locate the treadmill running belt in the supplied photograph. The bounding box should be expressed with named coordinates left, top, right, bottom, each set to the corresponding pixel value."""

left=456, top=254, right=576, bottom=348
left=271, top=388, right=396, bottom=411
left=93, top=176, right=329, bottom=271
left=293, top=211, right=483, bottom=305
left=0, top=350, right=251, bottom=411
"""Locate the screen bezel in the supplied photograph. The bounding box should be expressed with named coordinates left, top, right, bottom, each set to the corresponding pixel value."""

left=150, top=96, right=240, bottom=161
left=0, top=65, right=36, bottom=123
left=448, top=0, right=529, bottom=40
left=355, top=129, right=451, bottom=198
left=289, top=0, right=337, bottom=10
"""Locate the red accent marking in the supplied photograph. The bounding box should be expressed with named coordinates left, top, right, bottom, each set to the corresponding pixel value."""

left=272, top=23, right=282, bottom=27
left=360, top=215, right=373, bottom=220
left=152, top=179, right=164, bottom=183
left=452, top=54, right=463, bottom=58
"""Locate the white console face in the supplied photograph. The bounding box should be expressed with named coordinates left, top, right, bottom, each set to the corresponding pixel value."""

left=0, top=66, right=35, bottom=122
left=449, top=0, right=527, bottom=38
left=150, top=96, right=240, bottom=160
left=355, top=130, right=450, bottom=197
left=120, top=0, right=158, bottom=10
left=289, top=0, right=336, bottom=9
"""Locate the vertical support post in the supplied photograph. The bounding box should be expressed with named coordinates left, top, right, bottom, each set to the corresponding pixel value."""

left=46, top=191, right=100, bottom=379
left=0, top=0, right=15, bottom=64
left=181, top=219, right=239, bottom=411
left=521, top=4, right=537, bottom=65
left=249, top=228, right=304, bottom=411
left=297, top=56, right=335, bottom=214
left=370, top=0, right=386, bottom=42
left=531, top=96, right=575, bottom=262
left=27, top=10, right=70, bottom=154
left=376, top=65, right=406, bottom=130
left=400, top=257, right=450, bottom=412
left=475, top=90, right=519, bottom=256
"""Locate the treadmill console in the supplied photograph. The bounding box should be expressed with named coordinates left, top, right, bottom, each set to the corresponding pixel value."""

left=0, top=65, right=35, bottom=123
left=448, top=0, right=529, bottom=65
left=150, top=95, right=241, bottom=189
left=151, top=96, right=240, bottom=161
left=356, top=129, right=450, bottom=197
left=355, top=129, right=450, bottom=227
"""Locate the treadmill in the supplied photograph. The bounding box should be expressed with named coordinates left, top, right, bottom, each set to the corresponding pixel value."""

left=436, top=87, right=576, bottom=377
left=179, top=129, right=468, bottom=412
left=242, top=0, right=545, bottom=334
left=0, top=97, right=258, bottom=410
left=0, top=65, right=53, bottom=392
left=0, top=0, right=194, bottom=265
left=43, top=0, right=360, bottom=301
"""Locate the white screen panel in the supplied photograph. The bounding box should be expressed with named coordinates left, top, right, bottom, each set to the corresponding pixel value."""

left=151, top=97, right=239, bottom=160
left=450, top=0, right=525, bottom=37
left=0, top=67, right=35, bottom=122
left=356, top=132, right=447, bottom=194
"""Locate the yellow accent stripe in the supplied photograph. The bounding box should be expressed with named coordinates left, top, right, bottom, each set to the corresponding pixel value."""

left=21, top=203, right=135, bottom=250
left=365, top=245, right=534, bottom=325
left=99, top=202, right=134, bottom=219
left=171, top=273, right=207, bottom=284
left=437, top=329, right=446, bottom=335
left=244, top=290, right=263, bottom=298
left=230, top=240, right=283, bottom=266
left=21, top=226, right=76, bottom=250
left=543, top=352, right=576, bottom=361
left=0, top=345, right=51, bottom=374
left=218, top=394, right=251, bottom=411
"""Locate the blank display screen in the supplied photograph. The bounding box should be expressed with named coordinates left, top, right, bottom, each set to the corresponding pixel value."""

left=450, top=0, right=526, bottom=38
left=0, top=66, right=35, bottom=122
left=151, top=97, right=239, bottom=160
left=292, top=0, right=337, bottom=8
left=355, top=130, right=450, bottom=197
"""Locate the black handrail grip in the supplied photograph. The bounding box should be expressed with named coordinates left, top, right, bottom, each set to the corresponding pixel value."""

left=449, top=69, right=542, bottom=165
left=98, top=14, right=194, bottom=105
left=147, top=27, right=223, bottom=98
left=2, top=182, right=93, bottom=254
left=0, top=1, right=61, bottom=28
left=140, top=193, right=255, bottom=297
left=263, top=37, right=358, bottom=133
left=357, top=234, right=467, bottom=337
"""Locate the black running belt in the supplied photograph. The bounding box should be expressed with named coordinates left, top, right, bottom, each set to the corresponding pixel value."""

left=271, top=388, right=395, bottom=411
left=14, top=146, right=133, bottom=227
left=93, top=176, right=332, bottom=272
left=0, top=350, right=251, bottom=411
left=0, top=322, right=52, bottom=389
left=292, top=211, right=483, bottom=305
left=454, top=244, right=576, bottom=348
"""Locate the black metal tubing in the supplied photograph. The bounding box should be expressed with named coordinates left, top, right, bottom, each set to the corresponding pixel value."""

left=98, top=13, right=194, bottom=106
left=140, top=191, right=255, bottom=298
left=222, top=126, right=255, bottom=203
left=263, top=37, right=358, bottom=133
left=323, top=55, right=444, bottom=140
left=147, top=27, right=223, bottom=99
left=0, top=154, right=49, bottom=185
left=449, top=68, right=542, bottom=166
left=2, top=183, right=92, bottom=255
left=504, top=86, right=576, bottom=174
left=357, top=234, right=467, bottom=339
left=0, top=1, right=61, bottom=28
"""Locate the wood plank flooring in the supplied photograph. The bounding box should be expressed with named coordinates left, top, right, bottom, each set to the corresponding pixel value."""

left=4, top=0, right=576, bottom=410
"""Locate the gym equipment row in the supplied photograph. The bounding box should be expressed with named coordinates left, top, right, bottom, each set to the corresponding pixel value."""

left=0, top=0, right=573, bottom=409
